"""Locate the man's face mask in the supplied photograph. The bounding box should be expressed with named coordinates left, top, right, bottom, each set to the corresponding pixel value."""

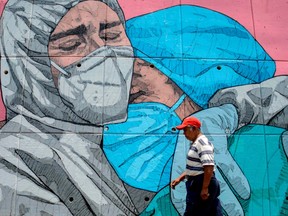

left=51, top=46, right=134, bottom=125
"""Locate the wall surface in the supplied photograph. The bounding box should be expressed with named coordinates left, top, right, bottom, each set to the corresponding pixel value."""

left=0, top=0, right=287, bottom=215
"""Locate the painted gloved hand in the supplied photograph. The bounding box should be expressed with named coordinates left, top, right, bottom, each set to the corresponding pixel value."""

left=209, top=76, right=288, bottom=130
left=193, top=104, right=249, bottom=216
left=282, top=131, right=288, bottom=158
left=171, top=104, right=249, bottom=215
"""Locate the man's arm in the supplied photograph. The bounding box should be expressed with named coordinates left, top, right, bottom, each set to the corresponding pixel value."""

left=170, top=172, right=186, bottom=189
left=201, top=165, right=214, bottom=200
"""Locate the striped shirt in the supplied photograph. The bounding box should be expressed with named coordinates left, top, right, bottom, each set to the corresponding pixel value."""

left=186, top=135, right=215, bottom=176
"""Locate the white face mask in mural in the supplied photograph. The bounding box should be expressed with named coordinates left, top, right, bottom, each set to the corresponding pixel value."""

left=51, top=46, right=134, bottom=125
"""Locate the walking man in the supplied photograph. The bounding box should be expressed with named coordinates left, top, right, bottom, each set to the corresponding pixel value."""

left=171, top=116, right=223, bottom=216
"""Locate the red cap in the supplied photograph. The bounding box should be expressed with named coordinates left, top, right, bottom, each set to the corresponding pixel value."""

left=176, top=116, right=201, bottom=130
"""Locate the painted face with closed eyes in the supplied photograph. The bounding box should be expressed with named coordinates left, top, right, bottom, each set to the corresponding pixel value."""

left=48, top=0, right=131, bottom=86
left=48, top=0, right=201, bottom=121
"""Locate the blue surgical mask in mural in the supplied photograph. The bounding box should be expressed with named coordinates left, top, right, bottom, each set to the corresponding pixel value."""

left=103, top=94, right=186, bottom=192
left=51, top=46, right=134, bottom=125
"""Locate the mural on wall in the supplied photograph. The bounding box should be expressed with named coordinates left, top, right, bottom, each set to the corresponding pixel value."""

left=0, top=0, right=287, bottom=216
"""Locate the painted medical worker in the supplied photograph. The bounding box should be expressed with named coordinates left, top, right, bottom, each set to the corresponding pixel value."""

left=106, top=5, right=288, bottom=216
left=0, top=1, right=288, bottom=216
left=0, top=0, right=155, bottom=215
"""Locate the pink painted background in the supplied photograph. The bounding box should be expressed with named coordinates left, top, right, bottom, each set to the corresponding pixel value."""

left=0, top=0, right=287, bottom=120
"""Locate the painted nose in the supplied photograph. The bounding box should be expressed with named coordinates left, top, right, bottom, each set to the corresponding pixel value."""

left=88, top=33, right=105, bottom=52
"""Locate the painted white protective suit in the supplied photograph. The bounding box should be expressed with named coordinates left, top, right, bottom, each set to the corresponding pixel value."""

left=0, top=0, right=155, bottom=215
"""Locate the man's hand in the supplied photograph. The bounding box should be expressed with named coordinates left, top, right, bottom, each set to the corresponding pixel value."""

left=200, top=187, right=209, bottom=200
left=201, top=165, right=214, bottom=200
left=170, top=172, right=186, bottom=189
left=170, top=178, right=181, bottom=190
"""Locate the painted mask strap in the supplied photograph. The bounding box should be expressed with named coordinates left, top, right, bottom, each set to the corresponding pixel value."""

left=50, top=61, right=70, bottom=77
left=170, top=94, right=186, bottom=112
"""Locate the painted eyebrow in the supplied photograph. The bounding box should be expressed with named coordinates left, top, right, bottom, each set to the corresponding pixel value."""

left=50, top=24, right=87, bottom=41
left=99, top=21, right=122, bottom=32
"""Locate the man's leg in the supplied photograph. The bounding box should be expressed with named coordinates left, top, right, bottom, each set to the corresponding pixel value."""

left=197, top=175, right=223, bottom=216
left=214, top=198, right=223, bottom=216
left=184, top=179, right=201, bottom=216
left=207, top=176, right=223, bottom=216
